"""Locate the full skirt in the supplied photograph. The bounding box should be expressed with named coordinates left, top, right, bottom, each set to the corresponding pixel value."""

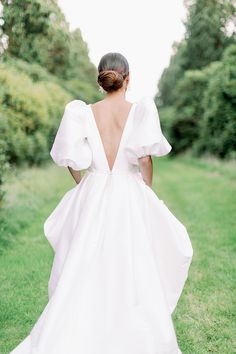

left=10, top=171, right=193, bottom=354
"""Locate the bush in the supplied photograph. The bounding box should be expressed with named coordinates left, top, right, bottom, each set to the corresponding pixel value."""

left=3, top=56, right=58, bottom=83
left=0, top=61, right=72, bottom=204
left=0, top=62, right=72, bottom=163
left=158, top=106, right=177, bottom=153
left=165, top=69, right=208, bottom=154
left=193, top=45, right=236, bottom=159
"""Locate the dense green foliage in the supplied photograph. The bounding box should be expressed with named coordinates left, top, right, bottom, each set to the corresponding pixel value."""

left=184, top=0, right=235, bottom=70
left=2, top=0, right=66, bottom=78
left=157, top=0, right=236, bottom=159
left=167, top=69, right=207, bottom=153
left=0, top=157, right=235, bottom=353
left=157, top=42, right=187, bottom=107
left=0, top=61, right=72, bottom=165
left=193, top=46, right=236, bottom=158
left=0, top=0, right=102, bottom=204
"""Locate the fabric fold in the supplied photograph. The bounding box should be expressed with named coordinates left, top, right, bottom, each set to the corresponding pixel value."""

left=125, top=96, right=172, bottom=164
left=50, top=100, right=92, bottom=171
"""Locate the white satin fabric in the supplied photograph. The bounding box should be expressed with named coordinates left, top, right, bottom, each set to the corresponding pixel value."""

left=10, top=97, right=193, bottom=354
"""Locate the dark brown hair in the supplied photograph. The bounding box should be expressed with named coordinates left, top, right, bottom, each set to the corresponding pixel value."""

left=97, top=52, right=129, bottom=93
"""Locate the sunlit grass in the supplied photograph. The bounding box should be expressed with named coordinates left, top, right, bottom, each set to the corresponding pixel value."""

left=154, top=155, right=236, bottom=354
left=0, top=156, right=235, bottom=353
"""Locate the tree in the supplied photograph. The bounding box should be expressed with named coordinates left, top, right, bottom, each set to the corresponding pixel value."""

left=193, top=44, right=236, bottom=158
left=156, top=41, right=188, bottom=107
left=183, top=0, right=236, bottom=70
left=2, top=0, right=70, bottom=78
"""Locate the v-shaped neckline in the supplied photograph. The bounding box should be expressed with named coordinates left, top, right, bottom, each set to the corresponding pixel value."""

left=88, top=102, right=136, bottom=173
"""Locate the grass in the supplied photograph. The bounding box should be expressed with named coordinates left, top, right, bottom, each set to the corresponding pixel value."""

left=0, top=156, right=235, bottom=353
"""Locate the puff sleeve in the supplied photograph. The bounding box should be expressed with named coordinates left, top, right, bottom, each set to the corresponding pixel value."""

left=125, top=96, right=172, bottom=165
left=50, top=100, right=92, bottom=171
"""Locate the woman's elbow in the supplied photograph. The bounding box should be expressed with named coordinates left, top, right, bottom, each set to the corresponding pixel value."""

left=138, top=155, right=152, bottom=166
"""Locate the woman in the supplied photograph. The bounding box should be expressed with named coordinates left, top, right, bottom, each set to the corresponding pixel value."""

left=10, top=52, right=193, bottom=354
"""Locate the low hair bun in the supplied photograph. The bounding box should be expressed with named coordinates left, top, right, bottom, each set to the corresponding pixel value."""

left=97, top=70, right=124, bottom=93
left=97, top=53, right=129, bottom=93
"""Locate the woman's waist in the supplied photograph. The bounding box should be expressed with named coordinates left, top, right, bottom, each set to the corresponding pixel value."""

left=87, top=166, right=139, bottom=175
left=84, top=166, right=142, bottom=178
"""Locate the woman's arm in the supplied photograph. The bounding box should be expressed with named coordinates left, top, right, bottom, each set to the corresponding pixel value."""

left=68, top=167, right=83, bottom=184
left=138, top=156, right=153, bottom=188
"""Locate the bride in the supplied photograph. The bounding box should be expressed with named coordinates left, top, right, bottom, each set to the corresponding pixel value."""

left=10, top=52, right=193, bottom=354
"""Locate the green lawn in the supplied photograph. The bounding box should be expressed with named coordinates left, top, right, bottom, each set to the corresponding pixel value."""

left=0, top=156, right=235, bottom=354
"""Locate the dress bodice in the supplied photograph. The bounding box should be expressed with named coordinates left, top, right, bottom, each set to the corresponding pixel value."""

left=49, top=97, right=172, bottom=175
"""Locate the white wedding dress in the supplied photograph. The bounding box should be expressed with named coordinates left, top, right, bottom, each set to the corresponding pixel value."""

left=10, top=97, right=193, bottom=354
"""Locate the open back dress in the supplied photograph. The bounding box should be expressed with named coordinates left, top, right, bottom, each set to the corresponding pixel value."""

left=10, top=96, right=193, bottom=354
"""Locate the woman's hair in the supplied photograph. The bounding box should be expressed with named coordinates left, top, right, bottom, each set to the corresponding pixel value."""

left=97, top=52, right=129, bottom=93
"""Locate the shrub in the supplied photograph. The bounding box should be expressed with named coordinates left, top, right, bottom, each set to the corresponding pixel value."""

left=165, top=69, right=208, bottom=154
left=0, top=61, right=72, bottom=204
left=193, top=45, right=236, bottom=159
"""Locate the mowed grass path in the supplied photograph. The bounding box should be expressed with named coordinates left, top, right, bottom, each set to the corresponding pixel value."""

left=0, top=156, right=235, bottom=354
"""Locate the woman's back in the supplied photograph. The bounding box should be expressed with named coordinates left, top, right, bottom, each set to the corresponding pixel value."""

left=90, top=99, right=134, bottom=172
